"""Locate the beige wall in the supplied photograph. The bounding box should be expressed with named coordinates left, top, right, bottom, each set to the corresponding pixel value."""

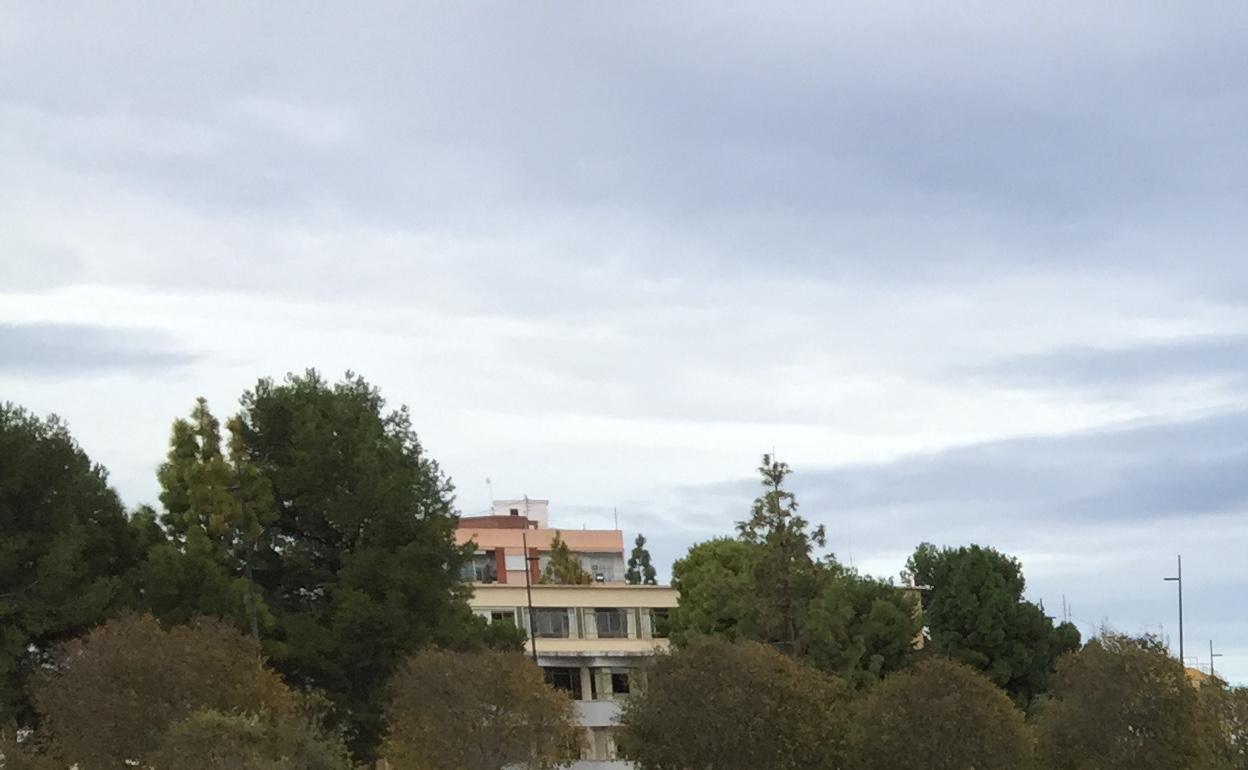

left=471, top=583, right=678, bottom=609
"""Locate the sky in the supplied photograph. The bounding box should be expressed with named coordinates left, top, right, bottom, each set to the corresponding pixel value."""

left=2, top=3, right=1247, bottom=682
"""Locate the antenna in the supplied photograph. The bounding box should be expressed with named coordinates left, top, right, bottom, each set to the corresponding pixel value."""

left=614, top=506, right=619, bottom=530
left=485, top=478, right=495, bottom=508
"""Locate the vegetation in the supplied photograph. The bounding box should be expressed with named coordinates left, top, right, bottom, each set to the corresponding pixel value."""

left=619, top=638, right=850, bottom=770
left=906, top=542, right=1081, bottom=705
left=0, top=404, right=144, bottom=727
left=1036, top=632, right=1214, bottom=770
left=848, top=657, right=1032, bottom=770
left=384, top=649, right=577, bottom=770
left=625, top=533, right=657, bottom=585
left=540, top=531, right=591, bottom=585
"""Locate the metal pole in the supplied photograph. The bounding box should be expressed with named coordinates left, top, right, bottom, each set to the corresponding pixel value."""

left=1164, top=555, right=1184, bottom=664
left=522, top=531, right=538, bottom=664
left=1210, top=640, right=1223, bottom=678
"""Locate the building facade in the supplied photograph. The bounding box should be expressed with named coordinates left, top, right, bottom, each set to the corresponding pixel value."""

left=457, top=505, right=678, bottom=768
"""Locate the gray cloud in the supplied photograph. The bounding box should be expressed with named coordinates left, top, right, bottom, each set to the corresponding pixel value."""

left=0, top=323, right=196, bottom=376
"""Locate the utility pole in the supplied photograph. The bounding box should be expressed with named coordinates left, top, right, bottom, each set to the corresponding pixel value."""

left=1209, top=640, right=1223, bottom=678
left=1164, top=555, right=1184, bottom=664
left=522, top=530, right=538, bottom=664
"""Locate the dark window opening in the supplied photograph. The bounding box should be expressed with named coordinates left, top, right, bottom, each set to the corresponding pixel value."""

left=650, top=608, right=671, bottom=639
left=490, top=610, right=516, bottom=626
left=611, top=672, right=631, bottom=695
left=544, top=666, right=583, bottom=699
left=510, top=507, right=520, bottom=515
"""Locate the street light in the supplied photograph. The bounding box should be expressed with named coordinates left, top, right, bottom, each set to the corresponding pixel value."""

left=1209, top=640, right=1223, bottom=679
left=1163, top=555, right=1184, bottom=665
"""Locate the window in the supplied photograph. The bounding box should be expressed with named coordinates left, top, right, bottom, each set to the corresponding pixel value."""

left=649, top=608, right=671, bottom=639
left=459, top=554, right=496, bottom=582
left=509, top=507, right=520, bottom=515
left=611, top=672, right=631, bottom=696
left=544, top=666, right=582, bottom=699
left=595, top=608, right=627, bottom=638
left=490, top=610, right=516, bottom=626
left=534, top=608, right=571, bottom=638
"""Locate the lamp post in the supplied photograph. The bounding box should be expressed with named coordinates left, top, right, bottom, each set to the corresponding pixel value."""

left=1210, top=640, right=1223, bottom=678
left=1164, top=555, right=1184, bottom=665
left=522, top=530, right=538, bottom=664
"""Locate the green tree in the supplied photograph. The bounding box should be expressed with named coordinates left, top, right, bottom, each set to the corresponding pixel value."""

left=0, top=404, right=143, bottom=727
left=848, top=657, right=1032, bottom=770
left=625, top=534, right=658, bottom=585
left=230, top=371, right=491, bottom=758
left=1200, top=681, right=1248, bottom=770
left=139, top=398, right=275, bottom=636
left=1036, top=632, right=1210, bottom=770
left=383, top=649, right=577, bottom=770
left=540, top=532, right=591, bottom=585
left=668, top=538, right=756, bottom=644
left=31, top=614, right=298, bottom=769
left=906, top=542, right=1079, bottom=704
left=736, top=454, right=825, bottom=653
left=800, top=567, right=921, bottom=688
left=619, top=638, right=850, bottom=770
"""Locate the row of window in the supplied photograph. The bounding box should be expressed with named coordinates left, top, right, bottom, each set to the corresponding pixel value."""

left=543, top=665, right=634, bottom=700
left=480, top=607, right=670, bottom=639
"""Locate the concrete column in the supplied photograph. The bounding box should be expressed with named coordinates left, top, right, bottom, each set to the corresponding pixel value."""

left=579, top=666, right=593, bottom=702
left=583, top=608, right=598, bottom=639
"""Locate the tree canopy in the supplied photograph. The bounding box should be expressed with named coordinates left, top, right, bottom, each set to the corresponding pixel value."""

left=619, top=638, right=850, bottom=770
left=848, top=657, right=1032, bottom=770
left=625, top=533, right=657, bottom=585
left=1036, top=632, right=1214, bottom=770
left=540, top=531, right=591, bottom=585
left=230, top=371, right=497, bottom=757
left=906, top=542, right=1080, bottom=704
left=0, top=404, right=143, bottom=726
left=383, top=649, right=577, bottom=770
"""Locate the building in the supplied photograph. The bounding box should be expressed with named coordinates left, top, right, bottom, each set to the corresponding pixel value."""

left=457, top=503, right=678, bottom=768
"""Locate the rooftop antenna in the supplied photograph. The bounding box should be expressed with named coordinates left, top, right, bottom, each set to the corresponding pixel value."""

left=486, top=478, right=495, bottom=508
left=614, top=506, right=619, bottom=530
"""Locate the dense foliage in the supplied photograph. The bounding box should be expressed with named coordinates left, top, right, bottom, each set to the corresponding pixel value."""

left=625, top=533, right=657, bottom=585
left=384, top=649, right=577, bottom=770
left=540, top=531, right=592, bottom=585
left=0, top=404, right=144, bottom=726
left=907, top=542, right=1081, bottom=704
left=619, top=638, right=850, bottom=770
left=848, top=657, right=1032, bottom=770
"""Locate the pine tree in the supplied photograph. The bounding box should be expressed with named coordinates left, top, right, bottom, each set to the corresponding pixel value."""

left=541, top=531, right=591, bottom=585
left=736, top=453, right=825, bottom=654
left=626, top=534, right=658, bottom=585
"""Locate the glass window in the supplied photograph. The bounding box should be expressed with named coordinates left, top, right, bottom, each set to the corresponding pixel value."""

left=544, top=666, right=582, bottom=699
left=611, top=672, right=631, bottom=695
left=490, top=610, right=516, bottom=626
left=459, top=554, right=497, bottom=582
left=649, top=608, right=670, bottom=638
left=534, top=608, right=571, bottom=638
left=595, top=608, right=627, bottom=638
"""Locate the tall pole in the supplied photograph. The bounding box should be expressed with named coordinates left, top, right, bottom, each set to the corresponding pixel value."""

left=1164, top=555, right=1184, bottom=664
left=522, top=530, right=538, bottom=664
left=1210, top=640, right=1223, bottom=678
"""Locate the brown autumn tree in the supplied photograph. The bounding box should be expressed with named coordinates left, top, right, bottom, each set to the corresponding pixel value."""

left=618, top=638, right=851, bottom=770
left=31, top=614, right=296, bottom=769
left=147, top=709, right=354, bottom=770
left=383, top=649, right=578, bottom=770
left=0, top=730, right=60, bottom=770
left=1036, top=632, right=1212, bottom=770
left=848, top=656, right=1031, bottom=770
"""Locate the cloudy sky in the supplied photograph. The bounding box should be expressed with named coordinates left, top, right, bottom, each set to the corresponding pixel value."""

left=3, top=3, right=1247, bottom=681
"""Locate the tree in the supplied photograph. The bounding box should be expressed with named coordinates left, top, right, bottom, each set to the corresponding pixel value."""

left=668, top=538, right=757, bottom=644
left=138, top=398, right=275, bottom=636
left=905, top=542, right=1079, bottom=704
left=1036, top=632, right=1211, bottom=770
left=800, top=567, right=921, bottom=688
left=148, top=709, right=353, bottom=770
left=230, top=371, right=493, bottom=758
left=383, top=649, right=577, bottom=770
left=619, top=638, right=849, bottom=770
left=540, top=531, right=591, bottom=585
left=30, top=614, right=297, bottom=769
left=736, top=454, right=825, bottom=653
left=0, top=404, right=144, bottom=727
left=1200, top=681, right=1248, bottom=770
left=848, top=657, right=1031, bottom=770
left=625, top=534, right=658, bottom=585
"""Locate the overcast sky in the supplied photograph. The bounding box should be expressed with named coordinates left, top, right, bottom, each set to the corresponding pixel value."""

left=3, top=3, right=1247, bottom=682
